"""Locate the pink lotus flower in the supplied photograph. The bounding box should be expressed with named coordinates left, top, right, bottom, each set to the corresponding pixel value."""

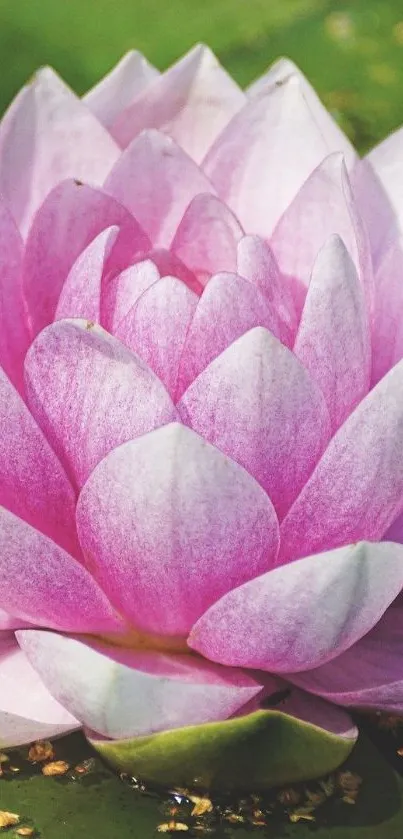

left=1, top=45, right=403, bottom=788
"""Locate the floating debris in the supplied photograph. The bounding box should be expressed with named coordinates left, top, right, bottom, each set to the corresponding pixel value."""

left=289, top=807, right=316, bottom=823
left=42, top=760, right=70, bottom=777
left=276, top=786, right=301, bottom=807
left=0, top=811, right=19, bottom=829
left=15, top=828, right=36, bottom=837
left=188, top=796, right=213, bottom=817
left=28, top=740, right=54, bottom=763
left=157, top=822, right=189, bottom=833
left=73, top=758, right=97, bottom=776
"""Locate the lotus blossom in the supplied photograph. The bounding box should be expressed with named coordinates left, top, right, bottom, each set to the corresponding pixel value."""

left=2, top=44, right=403, bottom=789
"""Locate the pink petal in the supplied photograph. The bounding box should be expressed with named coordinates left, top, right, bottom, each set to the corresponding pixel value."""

left=55, top=227, right=119, bottom=323
left=25, top=319, right=177, bottom=490
left=22, top=179, right=149, bottom=338
left=365, top=127, right=403, bottom=243
left=0, top=365, right=79, bottom=557
left=103, top=259, right=161, bottom=333
left=203, top=74, right=331, bottom=238
left=270, top=154, right=373, bottom=310
left=146, top=248, right=202, bottom=295
left=248, top=58, right=356, bottom=170
left=111, top=45, right=245, bottom=163
left=189, top=542, right=403, bottom=672
left=0, top=609, right=32, bottom=631
left=351, top=158, right=398, bottom=270
left=83, top=50, right=159, bottom=133
left=179, top=327, right=331, bottom=520
left=371, top=237, right=403, bottom=385
left=279, top=359, right=403, bottom=564
left=76, top=423, right=279, bottom=635
left=176, top=272, right=290, bottom=399
left=284, top=606, right=403, bottom=713
left=0, top=198, right=29, bottom=393
left=294, top=235, right=370, bottom=431
left=0, top=635, right=79, bottom=747
left=0, top=68, right=120, bottom=236
left=0, top=507, right=122, bottom=633
left=104, top=129, right=215, bottom=247
left=237, top=235, right=300, bottom=336
left=171, top=193, right=243, bottom=286
left=17, top=631, right=262, bottom=739
left=115, top=276, right=198, bottom=398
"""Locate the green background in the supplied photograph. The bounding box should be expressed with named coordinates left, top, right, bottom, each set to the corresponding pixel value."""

left=1, top=0, right=403, bottom=152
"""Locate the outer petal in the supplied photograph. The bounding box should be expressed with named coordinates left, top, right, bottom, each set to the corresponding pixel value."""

left=0, top=507, right=122, bottom=633
left=237, top=235, right=300, bottom=336
left=76, top=423, right=279, bottom=635
left=176, top=272, right=290, bottom=398
left=365, top=127, right=403, bottom=244
left=351, top=158, right=397, bottom=270
left=171, top=193, right=243, bottom=285
left=0, top=68, right=120, bottom=236
left=179, top=328, right=331, bottom=520
left=285, top=606, right=403, bottom=713
left=22, top=179, right=149, bottom=338
left=104, top=130, right=215, bottom=247
left=203, top=74, right=330, bottom=237
left=83, top=50, right=159, bottom=132
left=17, top=631, right=262, bottom=739
left=189, top=542, right=403, bottom=672
left=248, top=57, right=356, bottom=170
left=279, top=359, right=403, bottom=564
left=0, top=636, right=79, bottom=748
left=294, top=235, right=370, bottom=431
left=270, top=154, right=373, bottom=309
left=55, top=227, right=119, bottom=323
left=25, top=319, right=177, bottom=490
left=111, top=45, right=245, bottom=163
left=0, top=198, right=29, bottom=393
left=371, top=237, right=403, bottom=385
left=103, top=259, right=161, bottom=333
left=0, top=365, right=79, bottom=557
left=115, top=276, right=198, bottom=398
left=0, top=609, right=32, bottom=631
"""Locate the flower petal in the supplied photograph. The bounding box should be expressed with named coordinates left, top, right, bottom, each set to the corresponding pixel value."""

left=203, top=74, right=330, bottom=237
left=0, top=635, right=79, bottom=748
left=23, top=179, right=149, bottom=338
left=115, top=276, right=198, bottom=398
left=55, top=227, right=119, bottom=322
left=103, top=259, right=161, bottom=333
left=189, top=542, right=403, bottom=672
left=365, top=127, right=403, bottom=243
left=76, top=423, right=279, bottom=635
left=294, top=235, right=370, bottom=431
left=371, top=237, right=403, bottom=385
left=111, top=45, right=245, bottom=163
left=179, top=327, right=331, bottom=519
left=104, top=129, right=215, bottom=247
left=0, top=68, right=120, bottom=236
left=279, top=359, right=403, bottom=564
left=17, top=631, right=261, bottom=739
left=83, top=50, right=159, bottom=133
left=172, top=193, right=243, bottom=286
left=237, top=235, right=300, bottom=336
left=25, top=319, right=177, bottom=490
left=0, top=198, right=29, bottom=393
left=285, top=606, right=403, bottom=713
left=0, top=507, right=122, bottom=633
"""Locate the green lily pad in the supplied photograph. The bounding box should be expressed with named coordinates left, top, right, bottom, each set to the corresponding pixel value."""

left=89, top=709, right=355, bottom=790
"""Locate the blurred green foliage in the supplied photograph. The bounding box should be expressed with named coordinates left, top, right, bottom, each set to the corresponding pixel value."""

left=0, top=0, right=403, bottom=152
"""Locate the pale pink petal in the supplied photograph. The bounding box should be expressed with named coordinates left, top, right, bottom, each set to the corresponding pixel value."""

left=0, top=68, right=120, bottom=236
left=0, top=198, right=29, bottom=393
left=0, top=635, right=79, bottom=747
left=104, top=129, right=215, bottom=247
left=179, top=328, right=331, bottom=520
left=237, top=235, right=300, bottom=335
left=0, top=365, right=79, bottom=557
left=203, top=74, right=331, bottom=237
left=0, top=609, right=32, bottom=631
left=17, top=631, right=262, bottom=739
left=176, top=272, right=290, bottom=399
left=279, top=359, right=403, bottom=564
left=270, top=154, right=373, bottom=311
left=22, top=179, right=149, bottom=338
left=111, top=45, right=245, bottom=163
left=55, top=227, right=119, bottom=323
left=147, top=248, right=202, bottom=294
left=189, top=542, right=403, bottom=672
left=248, top=58, right=356, bottom=170
left=285, top=606, right=403, bottom=713
left=103, top=259, right=160, bottom=333
left=25, top=319, right=177, bottom=490
left=351, top=158, right=398, bottom=270
left=371, top=237, right=403, bottom=385
left=294, top=235, right=370, bottom=431
left=0, top=507, right=122, bottom=633
left=83, top=50, right=159, bottom=133
left=76, top=423, right=279, bottom=635
left=116, top=277, right=198, bottom=397
left=365, top=127, right=403, bottom=246
left=171, top=193, right=243, bottom=286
